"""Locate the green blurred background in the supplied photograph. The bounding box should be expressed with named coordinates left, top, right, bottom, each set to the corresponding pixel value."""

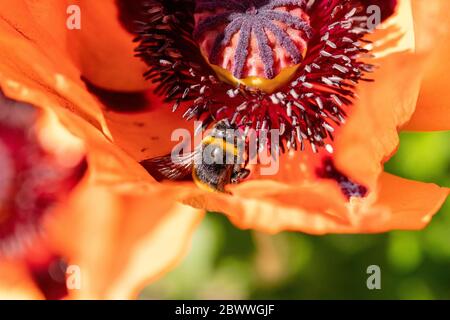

left=140, top=131, right=450, bottom=300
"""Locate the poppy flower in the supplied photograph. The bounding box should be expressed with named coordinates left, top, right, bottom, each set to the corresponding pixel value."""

left=0, top=0, right=448, bottom=299
left=0, top=91, right=203, bottom=299
left=122, top=0, right=448, bottom=234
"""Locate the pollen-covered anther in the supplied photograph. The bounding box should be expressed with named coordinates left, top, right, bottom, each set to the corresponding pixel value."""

left=194, top=0, right=312, bottom=92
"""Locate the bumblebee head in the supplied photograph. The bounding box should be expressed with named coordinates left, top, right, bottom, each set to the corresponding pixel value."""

left=200, top=119, right=248, bottom=166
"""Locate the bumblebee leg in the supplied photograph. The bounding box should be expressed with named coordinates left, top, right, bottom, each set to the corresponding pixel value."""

left=238, top=168, right=250, bottom=180
left=231, top=168, right=250, bottom=183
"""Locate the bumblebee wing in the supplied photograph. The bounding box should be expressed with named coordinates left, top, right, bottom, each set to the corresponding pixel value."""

left=140, top=152, right=194, bottom=181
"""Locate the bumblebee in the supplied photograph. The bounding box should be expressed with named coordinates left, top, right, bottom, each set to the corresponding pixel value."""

left=141, top=120, right=250, bottom=192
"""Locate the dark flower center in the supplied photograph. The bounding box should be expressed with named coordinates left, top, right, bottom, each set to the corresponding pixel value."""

left=0, top=92, right=86, bottom=259
left=28, top=254, right=69, bottom=300
left=317, top=157, right=367, bottom=199
left=134, top=0, right=376, bottom=156
left=130, top=0, right=396, bottom=197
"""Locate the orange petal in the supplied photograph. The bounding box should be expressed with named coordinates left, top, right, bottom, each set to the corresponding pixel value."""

left=66, top=0, right=148, bottom=91
left=404, top=0, right=450, bottom=131
left=0, top=0, right=147, bottom=95
left=93, top=88, right=195, bottom=161
left=368, top=173, right=449, bottom=232
left=0, top=7, right=107, bottom=134
left=195, top=171, right=448, bottom=235
left=334, top=0, right=423, bottom=189
left=46, top=183, right=203, bottom=299
left=201, top=179, right=350, bottom=235
left=0, top=261, right=43, bottom=299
